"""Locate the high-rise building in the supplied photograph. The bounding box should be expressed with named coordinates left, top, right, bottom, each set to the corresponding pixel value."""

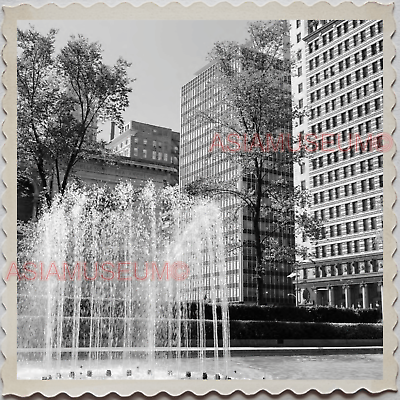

left=291, top=20, right=384, bottom=308
left=180, top=23, right=295, bottom=305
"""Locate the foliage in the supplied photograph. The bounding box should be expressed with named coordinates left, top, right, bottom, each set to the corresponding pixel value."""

left=225, top=320, right=382, bottom=340
left=225, top=304, right=380, bottom=323
left=182, top=303, right=382, bottom=323
left=17, top=26, right=133, bottom=209
left=184, top=21, right=322, bottom=305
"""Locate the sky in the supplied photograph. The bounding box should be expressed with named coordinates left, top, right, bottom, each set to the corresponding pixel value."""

left=18, top=20, right=252, bottom=141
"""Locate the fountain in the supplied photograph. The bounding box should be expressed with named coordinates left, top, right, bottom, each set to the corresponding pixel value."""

left=17, top=181, right=230, bottom=380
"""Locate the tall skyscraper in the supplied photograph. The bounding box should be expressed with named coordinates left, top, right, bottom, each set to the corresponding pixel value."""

left=180, top=23, right=295, bottom=305
left=291, top=20, right=384, bottom=308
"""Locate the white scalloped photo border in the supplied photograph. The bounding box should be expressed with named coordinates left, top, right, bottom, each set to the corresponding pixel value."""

left=1, top=2, right=397, bottom=396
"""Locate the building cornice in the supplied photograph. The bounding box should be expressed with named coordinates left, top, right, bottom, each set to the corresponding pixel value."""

left=82, top=155, right=178, bottom=174
left=303, top=20, right=338, bottom=42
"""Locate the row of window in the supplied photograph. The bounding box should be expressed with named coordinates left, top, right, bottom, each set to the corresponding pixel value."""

left=308, top=20, right=383, bottom=66
left=310, top=136, right=383, bottom=169
left=306, top=78, right=383, bottom=121
left=310, top=96, right=382, bottom=124
left=313, top=166, right=382, bottom=189
left=313, top=178, right=383, bottom=206
left=309, top=40, right=383, bottom=87
left=311, top=115, right=382, bottom=138
left=321, top=216, right=381, bottom=240
left=314, top=196, right=382, bottom=219
left=309, top=59, right=383, bottom=103
left=308, top=20, right=380, bottom=54
left=302, top=260, right=381, bottom=278
left=132, top=148, right=169, bottom=162
left=312, top=98, right=382, bottom=127
left=312, top=156, right=382, bottom=185
left=315, top=236, right=381, bottom=259
left=306, top=135, right=383, bottom=166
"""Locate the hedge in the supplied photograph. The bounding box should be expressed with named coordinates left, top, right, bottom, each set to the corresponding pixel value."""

left=226, top=320, right=382, bottom=340
left=199, top=304, right=382, bottom=323
left=195, top=320, right=382, bottom=341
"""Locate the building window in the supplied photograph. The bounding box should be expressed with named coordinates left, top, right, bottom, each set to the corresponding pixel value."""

left=133, top=148, right=138, bottom=156
left=297, top=50, right=302, bottom=61
left=152, top=150, right=156, bottom=159
left=298, top=83, right=303, bottom=93
left=347, top=242, right=352, bottom=254
left=362, top=199, right=368, bottom=211
left=361, top=180, right=367, bottom=192
left=143, top=149, right=147, bottom=158
left=368, top=158, right=374, bottom=171
left=297, top=33, right=301, bottom=43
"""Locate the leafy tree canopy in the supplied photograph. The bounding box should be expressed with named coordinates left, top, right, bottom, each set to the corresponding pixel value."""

left=185, top=21, right=321, bottom=305
left=17, top=26, right=134, bottom=208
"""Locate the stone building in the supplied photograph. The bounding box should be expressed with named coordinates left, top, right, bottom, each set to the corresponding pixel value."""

left=17, top=120, right=180, bottom=222
left=290, top=20, right=384, bottom=308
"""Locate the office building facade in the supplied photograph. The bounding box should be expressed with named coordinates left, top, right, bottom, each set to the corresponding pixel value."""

left=291, top=20, right=384, bottom=308
left=180, top=25, right=295, bottom=305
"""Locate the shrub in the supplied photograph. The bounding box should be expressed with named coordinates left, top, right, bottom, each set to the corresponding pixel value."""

left=224, top=321, right=382, bottom=340
left=201, top=304, right=382, bottom=323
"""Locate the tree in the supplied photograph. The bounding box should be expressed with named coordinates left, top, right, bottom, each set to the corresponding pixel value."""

left=17, top=26, right=133, bottom=208
left=185, top=21, right=321, bottom=305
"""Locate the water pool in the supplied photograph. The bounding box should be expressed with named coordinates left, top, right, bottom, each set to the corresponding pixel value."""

left=17, top=353, right=382, bottom=380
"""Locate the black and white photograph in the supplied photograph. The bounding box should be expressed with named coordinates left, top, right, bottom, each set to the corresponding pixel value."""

left=1, top=1, right=397, bottom=396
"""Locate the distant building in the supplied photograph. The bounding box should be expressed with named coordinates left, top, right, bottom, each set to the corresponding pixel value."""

left=17, top=120, right=180, bottom=222
left=291, top=20, right=384, bottom=308
left=106, top=120, right=180, bottom=185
